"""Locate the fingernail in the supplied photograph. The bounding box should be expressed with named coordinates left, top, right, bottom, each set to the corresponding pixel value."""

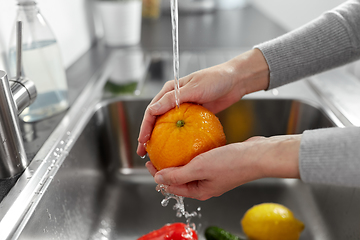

left=154, top=174, right=164, bottom=184
left=149, top=102, right=161, bottom=112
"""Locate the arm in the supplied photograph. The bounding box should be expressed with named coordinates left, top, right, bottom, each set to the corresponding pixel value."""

left=300, top=127, right=360, bottom=187
left=139, top=1, right=360, bottom=199
left=149, top=126, right=360, bottom=199
left=148, top=135, right=301, bottom=200
left=139, top=0, right=360, bottom=156
left=255, top=0, right=360, bottom=89
left=254, top=0, right=360, bottom=187
left=137, top=49, right=269, bottom=157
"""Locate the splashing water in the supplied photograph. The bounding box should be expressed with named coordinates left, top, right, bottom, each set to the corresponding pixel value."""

left=156, top=184, right=200, bottom=237
left=171, top=0, right=180, bottom=108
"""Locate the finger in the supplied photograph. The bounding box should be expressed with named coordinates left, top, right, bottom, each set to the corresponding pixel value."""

left=164, top=181, right=213, bottom=201
left=137, top=76, right=193, bottom=156
left=165, top=182, right=200, bottom=199
left=148, top=77, right=189, bottom=108
left=136, top=80, right=180, bottom=156
left=145, top=161, right=157, bottom=177
left=245, top=136, right=265, bottom=142
left=136, top=110, right=156, bottom=155
left=147, top=80, right=175, bottom=108
left=148, top=81, right=202, bottom=117
left=137, top=142, right=147, bottom=157
left=154, top=156, right=206, bottom=186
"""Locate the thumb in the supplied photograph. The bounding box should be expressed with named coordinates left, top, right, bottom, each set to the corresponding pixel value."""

left=149, top=76, right=203, bottom=116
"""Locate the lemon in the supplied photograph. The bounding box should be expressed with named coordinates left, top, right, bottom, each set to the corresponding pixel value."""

left=241, top=203, right=304, bottom=240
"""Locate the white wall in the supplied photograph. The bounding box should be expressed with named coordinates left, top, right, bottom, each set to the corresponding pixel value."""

left=0, top=0, right=349, bottom=73
left=0, top=0, right=96, bottom=72
left=250, top=0, right=346, bottom=31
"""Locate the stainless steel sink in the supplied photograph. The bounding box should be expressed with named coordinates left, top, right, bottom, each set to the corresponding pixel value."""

left=1, top=49, right=359, bottom=240
left=16, top=97, right=352, bottom=240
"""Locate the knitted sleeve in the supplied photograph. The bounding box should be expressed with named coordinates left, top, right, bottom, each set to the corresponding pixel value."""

left=299, top=127, right=360, bottom=187
left=254, top=1, right=360, bottom=187
left=254, top=0, right=360, bottom=89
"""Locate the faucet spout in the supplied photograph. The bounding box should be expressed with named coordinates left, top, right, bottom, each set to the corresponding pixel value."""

left=0, top=71, right=30, bottom=179
left=0, top=20, right=37, bottom=179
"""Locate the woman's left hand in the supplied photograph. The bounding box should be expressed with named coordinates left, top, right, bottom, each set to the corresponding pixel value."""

left=146, top=135, right=301, bottom=200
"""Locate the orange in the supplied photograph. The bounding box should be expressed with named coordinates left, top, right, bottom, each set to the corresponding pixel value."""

left=146, top=102, right=226, bottom=170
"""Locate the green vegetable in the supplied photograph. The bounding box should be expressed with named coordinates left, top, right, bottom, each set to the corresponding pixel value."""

left=104, top=81, right=138, bottom=95
left=205, top=226, right=244, bottom=240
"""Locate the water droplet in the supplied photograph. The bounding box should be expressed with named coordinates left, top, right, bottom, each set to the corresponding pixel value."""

left=60, top=140, right=64, bottom=145
left=161, top=198, right=169, bottom=207
left=66, top=131, right=71, bottom=136
left=47, top=209, right=52, bottom=220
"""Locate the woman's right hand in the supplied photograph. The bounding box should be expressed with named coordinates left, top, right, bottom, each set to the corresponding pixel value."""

left=137, top=49, right=269, bottom=157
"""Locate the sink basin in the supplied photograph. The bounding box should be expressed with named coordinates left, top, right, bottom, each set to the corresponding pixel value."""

left=17, top=97, right=357, bottom=240
left=0, top=49, right=355, bottom=240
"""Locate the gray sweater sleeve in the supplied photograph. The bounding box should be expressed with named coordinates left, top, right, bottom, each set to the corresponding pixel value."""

left=254, top=0, right=360, bottom=187
left=255, top=0, right=360, bottom=89
left=300, top=127, right=360, bottom=187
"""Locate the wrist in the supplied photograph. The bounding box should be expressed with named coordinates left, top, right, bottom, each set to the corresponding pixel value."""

left=228, top=48, right=270, bottom=95
left=259, top=135, right=301, bottom=179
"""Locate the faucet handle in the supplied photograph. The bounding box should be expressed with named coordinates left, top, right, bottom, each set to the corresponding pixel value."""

left=10, top=77, right=36, bottom=114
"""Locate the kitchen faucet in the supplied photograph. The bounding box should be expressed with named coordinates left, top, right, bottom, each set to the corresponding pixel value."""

left=0, top=21, right=37, bottom=179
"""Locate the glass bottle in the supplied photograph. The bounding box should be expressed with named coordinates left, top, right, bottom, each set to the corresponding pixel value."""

left=8, top=1, right=69, bottom=122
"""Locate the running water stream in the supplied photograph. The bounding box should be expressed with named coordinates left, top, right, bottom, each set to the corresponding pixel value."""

left=154, top=1, right=201, bottom=236
left=171, top=0, right=181, bottom=108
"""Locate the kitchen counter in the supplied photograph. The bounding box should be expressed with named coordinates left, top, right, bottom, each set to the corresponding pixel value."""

left=0, top=3, right=360, bottom=239
left=140, top=5, right=285, bottom=50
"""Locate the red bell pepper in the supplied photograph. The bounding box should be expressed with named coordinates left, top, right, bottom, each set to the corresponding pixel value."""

left=138, top=222, right=198, bottom=240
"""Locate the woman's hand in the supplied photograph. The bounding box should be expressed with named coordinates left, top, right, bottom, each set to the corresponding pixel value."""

left=146, top=135, right=301, bottom=200
left=137, top=49, right=269, bottom=157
